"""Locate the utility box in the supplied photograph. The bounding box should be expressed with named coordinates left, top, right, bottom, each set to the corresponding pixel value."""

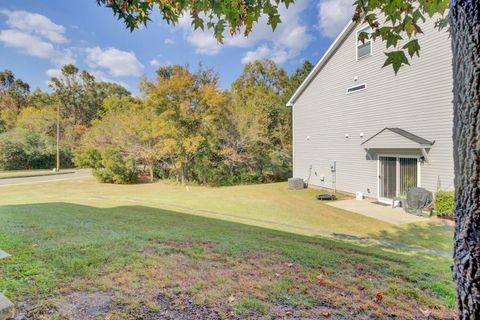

left=288, top=178, right=305, bottom=190
left=356, top=192, right=364, bottom=200
left=330, top=161, right=336, bottom=172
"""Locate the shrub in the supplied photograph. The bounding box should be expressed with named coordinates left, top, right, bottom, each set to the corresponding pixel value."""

left=435, top=191, right=455, bottom=217
left=93, top=148, right=137, bottom=184
left=0, top=128, right=72, bottom=170
left=73, top=147, right=102, bottom=168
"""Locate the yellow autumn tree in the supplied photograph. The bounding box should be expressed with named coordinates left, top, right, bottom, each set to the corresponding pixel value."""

left=142, top=65, right=227, bottom=184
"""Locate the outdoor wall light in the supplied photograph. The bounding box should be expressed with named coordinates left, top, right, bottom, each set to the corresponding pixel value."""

left=360, top=132, right=364, bottom=138
left=345, top=133, right=350, bottom=138
left=354, top=76, right=359, bottom=81
left=306, top=136, right=310, bottom=141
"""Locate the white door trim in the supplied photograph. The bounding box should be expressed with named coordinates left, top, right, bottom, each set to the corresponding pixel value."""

left=377, top=154, right=421, bottom=204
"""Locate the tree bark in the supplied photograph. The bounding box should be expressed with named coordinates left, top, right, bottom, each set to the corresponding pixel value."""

left=148, top=161, right=154, bottom=182
left=450, top=1, right=480, bottom=319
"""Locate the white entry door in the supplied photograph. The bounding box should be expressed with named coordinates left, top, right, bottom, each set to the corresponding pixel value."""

left=378, top=156, right=419, bottom=203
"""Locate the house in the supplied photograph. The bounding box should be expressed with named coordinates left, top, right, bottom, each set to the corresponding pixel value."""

left=287, top=17, right=454, bottom=203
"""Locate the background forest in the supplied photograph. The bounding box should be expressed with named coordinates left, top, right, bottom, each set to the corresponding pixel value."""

left=0, top=60, right=313, bottom=185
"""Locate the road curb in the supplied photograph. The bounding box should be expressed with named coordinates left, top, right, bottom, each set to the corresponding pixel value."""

left=0, top=294, right=14, bottom=320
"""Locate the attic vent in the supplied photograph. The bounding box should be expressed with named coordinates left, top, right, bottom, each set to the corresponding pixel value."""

left=346, top=83, right=367, bottom=94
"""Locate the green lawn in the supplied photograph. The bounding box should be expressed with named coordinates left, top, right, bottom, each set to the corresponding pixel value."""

left=0, top=178, right=455, bottom=319
left=0, top=169, right=75, bottom=179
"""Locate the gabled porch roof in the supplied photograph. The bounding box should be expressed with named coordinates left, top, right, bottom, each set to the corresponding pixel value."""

left=361, top=128, right=434, bottom=149
left=362, top=128, right=435, bottom=163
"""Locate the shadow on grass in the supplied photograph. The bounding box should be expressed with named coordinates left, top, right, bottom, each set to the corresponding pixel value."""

left=0, top=202, right=455, bottom=308
left=368, top=221, right=454, bottom=253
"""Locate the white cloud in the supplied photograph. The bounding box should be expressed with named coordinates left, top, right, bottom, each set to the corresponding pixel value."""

left=55, top=48, right=76, bottom=66
left=177, top=1, right=312, bottom=65
left=177, top=15, right=222, bottom=55
left=241, top=45, right=295, bottom=65
left=270, top=50, right=291, bottom=64
left=46, top=68, right=62, bottom=79
left=241, top=45, right=271, bottom=64
left=0, top=9, right=75, bottom=67
left=187, top=32, right=222, bottom=55
left=317, top=0, right=354, bottom=38
left=0, top=29, right=75, bottom=66
left=85, top=47, right=144, bottom=77
left=164, top=38, right=175, bottom=45
left=150, top=59, right=160, bottom=67
left=0, top=29, right=56, bottom=59
left=0, top=9, right=67, bottom=43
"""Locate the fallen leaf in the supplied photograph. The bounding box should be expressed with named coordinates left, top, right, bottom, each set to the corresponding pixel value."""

left=322, top=310, right=330, bottom=317
left=228, top=295, right=235, bottom=303
left=138, top=248, right=145, bottom=253
left=316, top=275, right=324, bottom=285
left=419, top=308, right=431, bottom=318
left=376, top=291, right=383, bottom=301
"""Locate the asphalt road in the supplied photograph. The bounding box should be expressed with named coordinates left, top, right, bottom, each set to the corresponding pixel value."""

left=0, top=169, right=92, bottom=186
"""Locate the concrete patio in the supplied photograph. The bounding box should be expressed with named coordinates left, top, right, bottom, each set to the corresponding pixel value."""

left=327, top=199, right=429, bottom=225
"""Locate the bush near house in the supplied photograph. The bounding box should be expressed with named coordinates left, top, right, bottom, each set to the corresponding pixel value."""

left=435, top=191, right=455, bottom=217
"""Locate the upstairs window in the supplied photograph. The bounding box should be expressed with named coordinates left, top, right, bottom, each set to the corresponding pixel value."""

left=356, top=26, right=372, bottom=60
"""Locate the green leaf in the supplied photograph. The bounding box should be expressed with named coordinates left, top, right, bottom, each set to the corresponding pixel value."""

left=357, top=31, right=370, bottom=44
left=268, top=14, right=282, bottom=31
left=403, top=39, right=421, bottom=58
left=192, top=16, right=204, bottom=30
left=383, top=51, right=410, bottom=75
left=385, top=33, right=403, bottom=48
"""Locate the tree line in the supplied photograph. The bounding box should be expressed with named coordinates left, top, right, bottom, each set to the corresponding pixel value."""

left=0, top=60, right=313, bottom=185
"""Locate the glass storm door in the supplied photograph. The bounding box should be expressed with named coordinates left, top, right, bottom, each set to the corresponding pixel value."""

left=379, top=157, right=397, bottom=200
left=379, top=156, right=419, bottom=201
left=399, top=158, right=418, bottom=196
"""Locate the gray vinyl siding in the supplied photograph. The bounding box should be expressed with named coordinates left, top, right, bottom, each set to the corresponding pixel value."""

left=292, top=18, right=454, bottom=198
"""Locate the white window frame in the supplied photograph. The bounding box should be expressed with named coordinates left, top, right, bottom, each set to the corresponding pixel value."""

left=346, top=83, right=367, bottom=94
left=356, top=26, right=373, bottom=61
left=377, top=154, right=421, bottom=204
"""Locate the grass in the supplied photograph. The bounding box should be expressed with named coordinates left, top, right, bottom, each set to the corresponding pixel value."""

left=0, top=169, right=75, bottom=179
left=0, top=177, right=454, bottom=252
left=0, top=177, right=455, bottom=319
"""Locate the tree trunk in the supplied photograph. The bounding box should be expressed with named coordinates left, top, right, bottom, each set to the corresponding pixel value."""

left=180, top=165, right=185, bottom=185
left=148, top=163, right=154, bottom=182
left=450, top=1, right=480, bottom=319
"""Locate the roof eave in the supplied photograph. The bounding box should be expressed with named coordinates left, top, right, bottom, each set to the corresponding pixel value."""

left=286, top=20, right=357, bottom=107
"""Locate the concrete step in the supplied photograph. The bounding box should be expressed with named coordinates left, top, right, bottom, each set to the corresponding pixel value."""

left=0, top=294, right=13, bottom=320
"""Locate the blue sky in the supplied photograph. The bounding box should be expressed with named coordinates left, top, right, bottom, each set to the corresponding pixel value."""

left=0, top=0, right=353, bottom=95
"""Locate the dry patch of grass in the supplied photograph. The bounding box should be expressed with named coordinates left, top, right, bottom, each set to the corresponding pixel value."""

left=14, top=240, right=454, bottom=320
